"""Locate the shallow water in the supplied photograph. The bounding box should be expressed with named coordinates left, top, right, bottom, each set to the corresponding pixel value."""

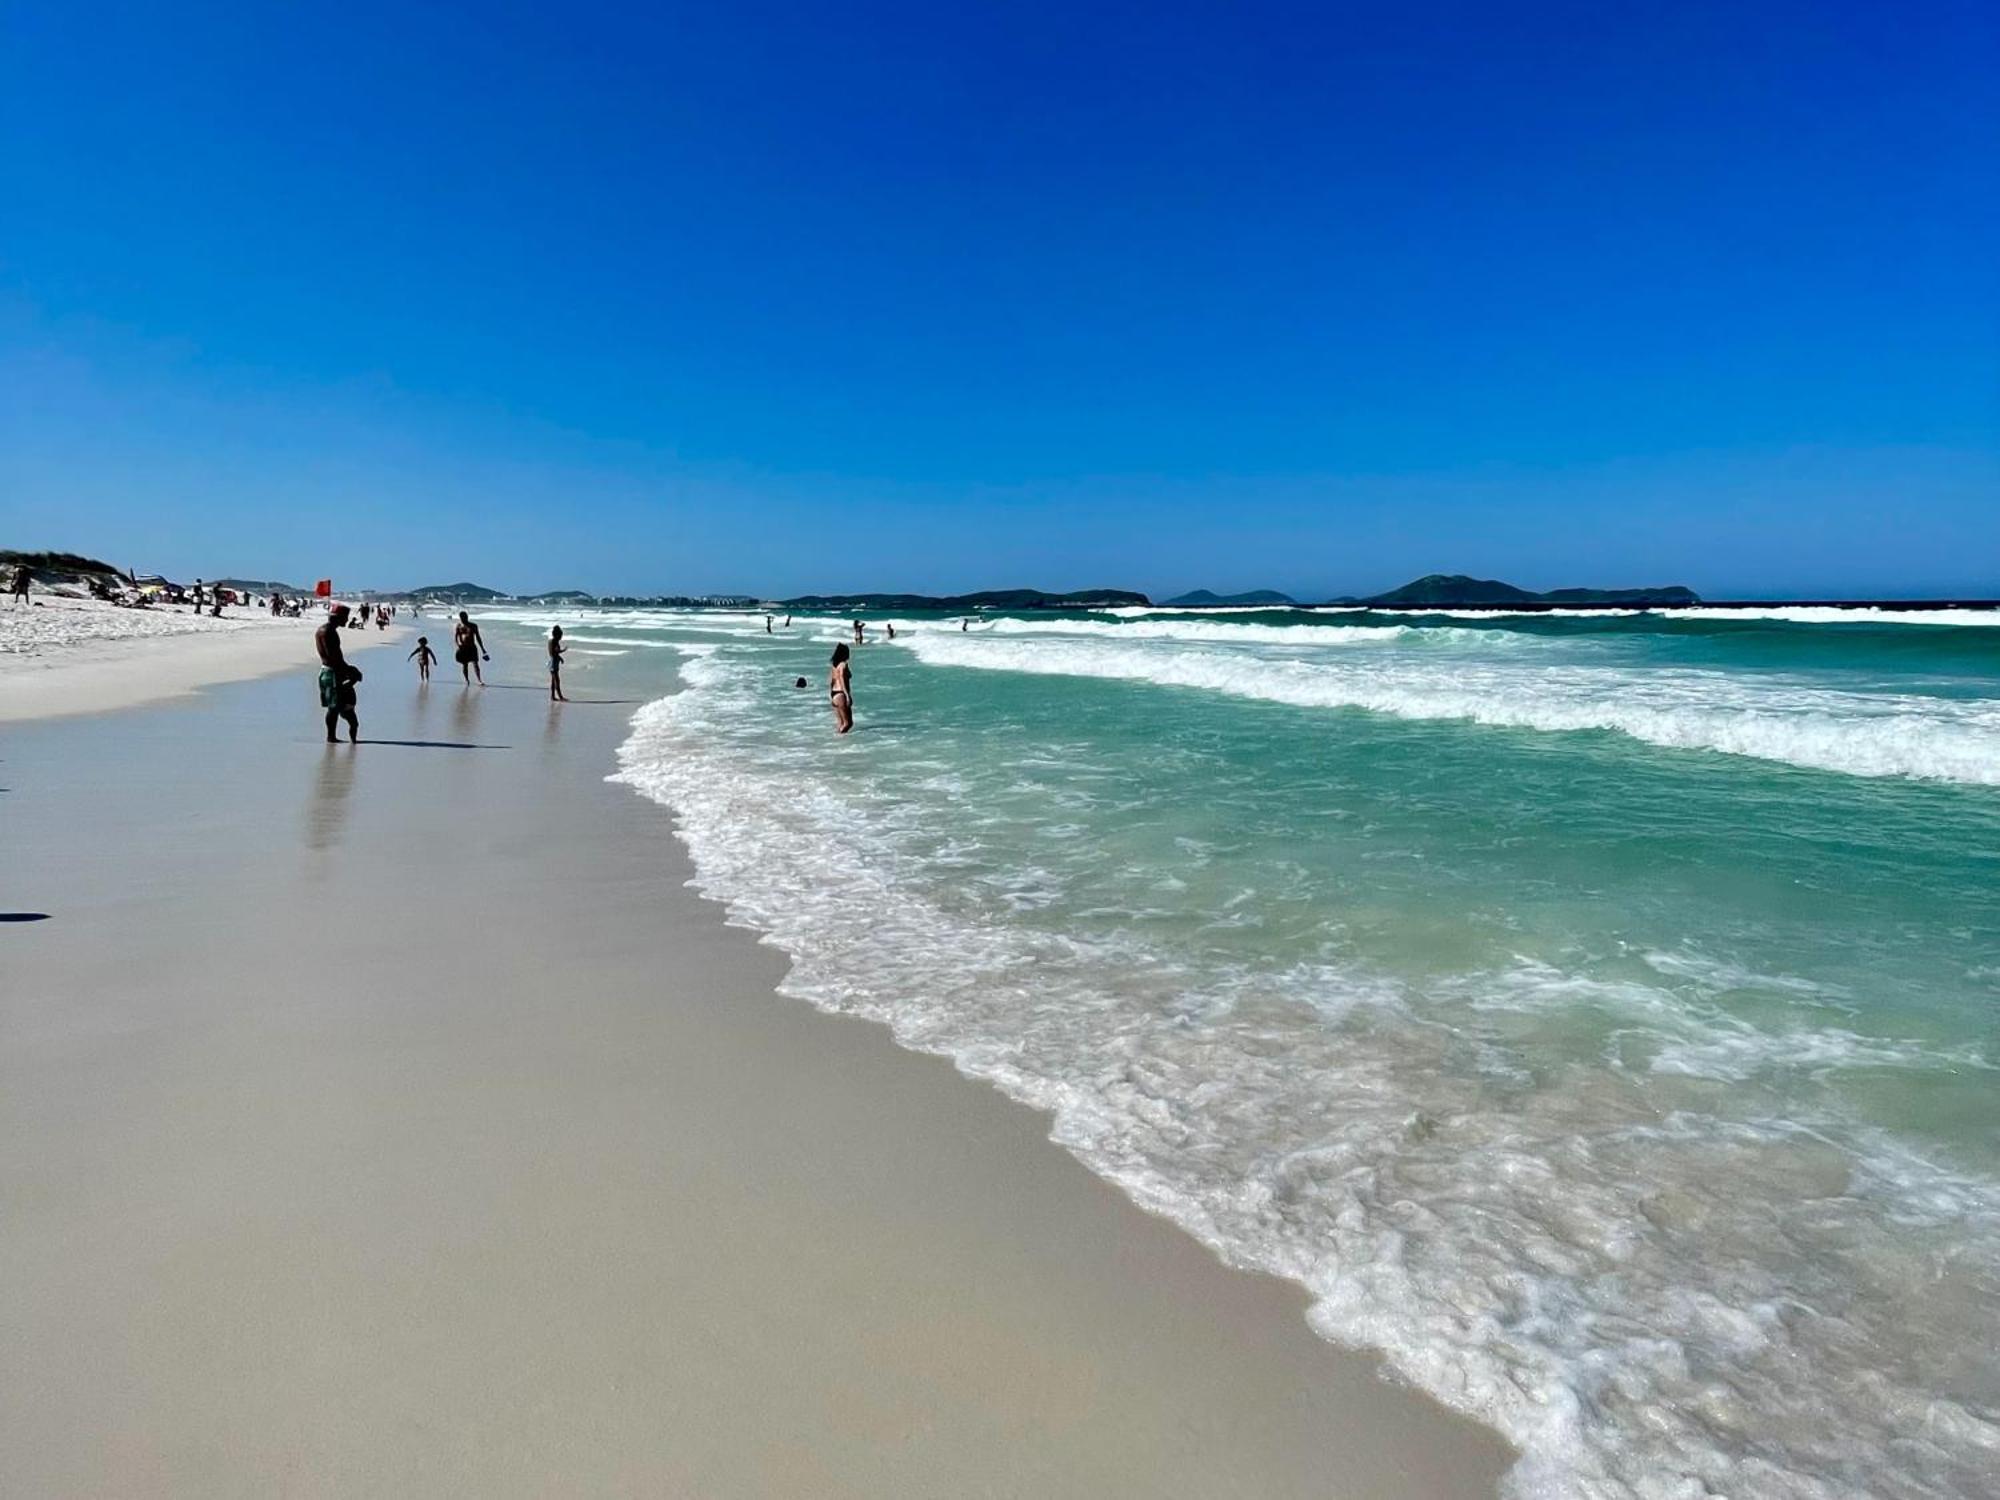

left=508, top=603, right=2000, bottom=1499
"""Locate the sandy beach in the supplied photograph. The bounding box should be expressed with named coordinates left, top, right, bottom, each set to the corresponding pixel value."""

left=0, top=594, right=407, bottom=722
left=1, top=644, right=1512, bottom=1497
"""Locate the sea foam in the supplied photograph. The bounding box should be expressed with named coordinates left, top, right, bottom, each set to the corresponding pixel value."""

left=898, top=632, right=2000, bottom=784
left=611, top=644, right=2000, bottom=1500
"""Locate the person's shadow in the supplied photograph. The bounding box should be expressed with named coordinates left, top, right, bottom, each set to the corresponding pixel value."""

left=353, top=739, right=507, bottom=749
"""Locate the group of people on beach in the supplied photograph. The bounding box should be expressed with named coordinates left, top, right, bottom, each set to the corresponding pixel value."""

left=312, top=602, right=945, bottom=742
left=314, top=606, right=511, bottom=743
left=307, top=597, right=396, bottom=628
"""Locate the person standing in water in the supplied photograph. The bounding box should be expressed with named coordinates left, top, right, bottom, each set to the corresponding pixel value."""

left=852, top=619, right=864, bottom=645
left=547, top=626, right=568, bottom=702
left=315, top=604, right=362, bottom=743
left=453, top=610, right=488, bottom=685
left=828, top=643, right=853, bottom=734
left=765, top=614, right=773, bottom=634
left=409, top=636, right=438, bottom=682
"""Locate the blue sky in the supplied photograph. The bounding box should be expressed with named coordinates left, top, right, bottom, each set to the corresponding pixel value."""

left=3, top=0, right=1994, bottom=599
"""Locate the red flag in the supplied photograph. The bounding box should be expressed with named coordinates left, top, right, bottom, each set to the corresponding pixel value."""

left=315, top=578, right=332, bottom=598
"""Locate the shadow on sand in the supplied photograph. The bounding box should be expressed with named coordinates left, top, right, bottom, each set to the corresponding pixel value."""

left=322, top=739, right=513, bottom=750
left=477, top=685, right=641, bottom=703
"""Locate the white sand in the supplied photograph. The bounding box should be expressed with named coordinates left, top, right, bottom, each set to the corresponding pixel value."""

left=0, top=660, right=1514, bottom=1498
left=0, top=596, right=403, bottom=721
left=0, top=592, right=297, bottom=654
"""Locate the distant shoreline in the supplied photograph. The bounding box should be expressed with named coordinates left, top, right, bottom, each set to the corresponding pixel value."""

left=497, top=596, right=2000, bottom=613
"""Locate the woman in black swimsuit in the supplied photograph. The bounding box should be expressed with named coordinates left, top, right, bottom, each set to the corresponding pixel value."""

left=454, top=611, right=488, bottom=685
left=828, top=643, right=853, bottom=735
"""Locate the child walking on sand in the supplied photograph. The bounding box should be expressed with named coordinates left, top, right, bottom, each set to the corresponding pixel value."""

left=547, top=626, right=568, bottom=702
left=409, top=636, right=438, bottom=682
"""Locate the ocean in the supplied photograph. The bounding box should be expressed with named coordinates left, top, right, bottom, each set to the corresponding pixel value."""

left=505, top=602, right=2000, bottom=1499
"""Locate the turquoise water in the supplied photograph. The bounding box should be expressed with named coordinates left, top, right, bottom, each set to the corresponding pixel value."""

left=513, top=604, right=2000, bottom=1498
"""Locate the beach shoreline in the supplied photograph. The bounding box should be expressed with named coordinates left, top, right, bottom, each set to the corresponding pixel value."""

left=0, top=597, right=408, bottom=722
left=0, top=651, right=1514, bottom=1498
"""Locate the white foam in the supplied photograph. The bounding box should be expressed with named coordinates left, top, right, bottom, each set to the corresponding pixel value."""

left=611, top=648, right=2000, bottom=1500
left=898, top=633, right=2000, bottom=785
left=1665, top=606, right=2000, bottom=628
left=961, top=616, right=1509, bottom=647
left=1649, top=1028, right=1997, bottom=1082
left=1459, top=959, right=1995, bottom=1083
left=1313, top=605, right=2000, bottom=628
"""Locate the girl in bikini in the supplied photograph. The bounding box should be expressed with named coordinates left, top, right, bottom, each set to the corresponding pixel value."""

left=828, top=643, right=853, bottom=734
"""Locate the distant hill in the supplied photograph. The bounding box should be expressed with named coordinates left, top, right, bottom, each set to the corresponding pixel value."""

left=2, top=549, right=130, bottom=582
left=1160, top=588, right=1297, bottom=607
left=1335, top=574, right=1700, bottom=608
left=782, top=588, right=1150, bottom=611
left=405, top=581, right=509, bottom=602
left=215, top=577, right=301, bottom=595
left=1356, top=574, right=1537, bottom=606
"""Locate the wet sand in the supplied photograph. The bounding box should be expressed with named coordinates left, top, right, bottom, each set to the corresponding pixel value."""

left=0, top=661, right=1513, bottom=1497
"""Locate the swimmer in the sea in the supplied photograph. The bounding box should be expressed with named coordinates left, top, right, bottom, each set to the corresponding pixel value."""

left=829, top=642, right=853, bottom=734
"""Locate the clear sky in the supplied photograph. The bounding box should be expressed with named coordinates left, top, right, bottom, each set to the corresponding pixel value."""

left=3, top=0, right=1995, bottom=600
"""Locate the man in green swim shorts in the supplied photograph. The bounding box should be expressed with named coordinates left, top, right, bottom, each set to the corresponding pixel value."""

left=315, top=604, right=362, bottom=743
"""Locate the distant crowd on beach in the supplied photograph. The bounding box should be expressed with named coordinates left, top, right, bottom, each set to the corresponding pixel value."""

left=307, top=599, right=972, bottom=745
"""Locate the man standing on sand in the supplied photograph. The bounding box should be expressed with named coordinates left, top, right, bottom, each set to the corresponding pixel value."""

left=316, top=605, right=362, bottom=743
left=9, top=564, right=29, bottom=604
left=453, top=610, right=489, bottom=685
